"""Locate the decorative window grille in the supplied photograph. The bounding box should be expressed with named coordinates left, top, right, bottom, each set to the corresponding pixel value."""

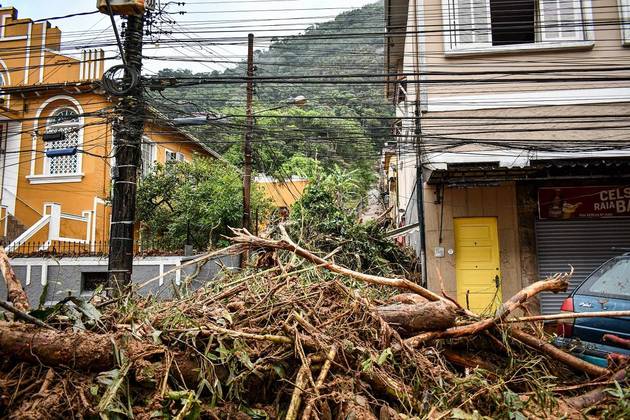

left=45, top=107, right=80, bottom=175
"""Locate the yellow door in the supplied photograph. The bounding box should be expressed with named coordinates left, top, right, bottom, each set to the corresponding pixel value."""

left=454, top=217, right=502, bottom=315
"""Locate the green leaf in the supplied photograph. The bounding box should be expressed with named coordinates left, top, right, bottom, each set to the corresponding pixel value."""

left=272, top=363, right=286, bottom=378
left=241, top=406, right=269, bottom=419
left=360, top=357, right=373, bottom=372
left=236, top=351, right=254, bottom=370
left=376, top=348, right=392, bottom=366
left=450, top=408, right=469, bottom=419
left=151, top=330, right=163, bottom=345
left=73, top=299, right=102, bottom=322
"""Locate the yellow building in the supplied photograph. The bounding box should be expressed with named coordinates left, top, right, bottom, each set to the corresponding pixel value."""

left=0, top=7, right=218, bottom=253
left=255, top=175, right=309, bottom=210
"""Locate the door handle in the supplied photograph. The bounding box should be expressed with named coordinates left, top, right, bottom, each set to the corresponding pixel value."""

left=494, top=275, right=500, bottom=288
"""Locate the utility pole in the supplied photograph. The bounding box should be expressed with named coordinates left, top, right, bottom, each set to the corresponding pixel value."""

left=242, top=33, right=255, bottom=232
left=414, top=98, right=427, bottom=288
left=107, top=14, right=145, bottom=291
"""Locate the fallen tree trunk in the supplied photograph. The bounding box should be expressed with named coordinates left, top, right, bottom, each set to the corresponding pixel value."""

left=402, top=273, right=571, bottom=348
left=0, top=246, right=29, bottom=312
left=0, top=321, right=119, bottom=370
left=0, top=322, right=202, bottom=384
left=377, top=300, right=457, bottom=333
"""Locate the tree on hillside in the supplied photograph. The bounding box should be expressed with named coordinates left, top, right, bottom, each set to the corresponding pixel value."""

left=150, top=1, right=391, bottom=171
left=199, top=106, right=376, bottom=179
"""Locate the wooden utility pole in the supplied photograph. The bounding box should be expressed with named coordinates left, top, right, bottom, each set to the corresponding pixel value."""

left=242, top=33, right=255, bottom=232
left=107, top=14, right=145, bottom=291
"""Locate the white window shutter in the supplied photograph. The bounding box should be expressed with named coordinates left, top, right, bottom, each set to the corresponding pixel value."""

left=540, top=0, right=584, bottom=42
left=621, top=0, right=630, bottom=45
left=165, top=150, right=177, bottom=162
left=454, top=0, right=491, bottom=47
left=176, top=152, right=185, bottom=162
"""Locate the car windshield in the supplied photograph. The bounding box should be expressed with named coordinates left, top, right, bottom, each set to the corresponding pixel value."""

left=579, top=257, right=630, bottom=299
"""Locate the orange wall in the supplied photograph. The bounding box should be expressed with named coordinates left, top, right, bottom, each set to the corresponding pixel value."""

left=0, top=7, right=216, bottom=249
left=258, top=179, right=309, bottom=208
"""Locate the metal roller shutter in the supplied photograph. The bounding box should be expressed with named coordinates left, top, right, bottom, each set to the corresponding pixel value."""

left=536, top=219, right=630, bottom=314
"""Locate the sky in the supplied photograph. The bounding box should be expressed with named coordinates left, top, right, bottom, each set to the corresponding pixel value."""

left=7, top=0, right=377, bottom=74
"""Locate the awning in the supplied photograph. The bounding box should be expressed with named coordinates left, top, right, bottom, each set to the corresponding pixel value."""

left=426, top=158, right=630, bottom=186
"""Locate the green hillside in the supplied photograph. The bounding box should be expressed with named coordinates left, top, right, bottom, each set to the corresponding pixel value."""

left=153, top=1, right=390, bottom=175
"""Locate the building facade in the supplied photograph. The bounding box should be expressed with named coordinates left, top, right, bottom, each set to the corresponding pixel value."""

left=0, top=7, right=218, bottom=254
left=385, top=0, right=630, bottom=314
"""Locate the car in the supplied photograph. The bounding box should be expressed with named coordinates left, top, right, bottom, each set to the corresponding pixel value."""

left=554, top=254, right=630, bottom=368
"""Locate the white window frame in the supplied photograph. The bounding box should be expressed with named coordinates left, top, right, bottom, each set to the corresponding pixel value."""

left=165, top=149, right=178, bottom=163
left=140, top=136, right=157, bottom=176
left=165, top=149, right=187, bottom=163
left=43, top=107, right=82, bottom=176
left=620, top=0, right=630, bottom=46
left=0, top=70, right=8, bottom=109
left=442, top=0, right=594, bottom=55
left=539, top=0, right=584, bottom=42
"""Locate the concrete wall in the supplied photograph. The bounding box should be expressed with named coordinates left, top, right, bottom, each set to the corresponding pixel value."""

left=423, top=182, right=523, bottom=303
left=0, top=254, right=241, bottom=305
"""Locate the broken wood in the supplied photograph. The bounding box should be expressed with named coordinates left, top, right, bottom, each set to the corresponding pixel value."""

left=603, top=334, right=630, bottom=349
left=386, top=293, right=429, bottom=305
left=402, top=272, right=571, bottom=348
left=566, top=368, right=627, bottom=409
left=0, top=321, right=128, bottom=371
left=230, top=227, right=447, bottom=303
left=377, top=300, right=457, bottom=333
left=0, top=301, right=55, bottom=330
left=509, top=328, right=609, bottom=377
left=301, top=345, right=338, bottom=420
left=0, top=246, right=29, bottom=312
left=0, top=321, right=202, bottom=385
left=509, top=310, right=630, bottom=323
left=442, top=348, right=499, bottom=373
left=286, top=360, right=311, bottom=420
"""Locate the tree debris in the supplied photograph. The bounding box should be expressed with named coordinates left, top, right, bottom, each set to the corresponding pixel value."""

left=0, top=232, right=627, bottom=419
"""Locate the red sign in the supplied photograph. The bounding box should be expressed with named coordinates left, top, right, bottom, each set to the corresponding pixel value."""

left=538, top=186, right=630, bottom=219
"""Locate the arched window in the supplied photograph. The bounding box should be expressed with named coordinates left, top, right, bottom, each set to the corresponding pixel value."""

left=45, top=107, right=81, bottom=175
left=0, top=73, right=7, bottom=107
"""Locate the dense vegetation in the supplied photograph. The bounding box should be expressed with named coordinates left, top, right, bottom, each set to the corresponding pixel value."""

left=136, top=158, right=270, bottom=251
left=289, top=162, right=418, bottom=277
left=153, top=1, right=390, bottom=177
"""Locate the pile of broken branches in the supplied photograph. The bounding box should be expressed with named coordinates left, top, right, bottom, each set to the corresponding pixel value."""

left=0, top=230, right=628, bottom=419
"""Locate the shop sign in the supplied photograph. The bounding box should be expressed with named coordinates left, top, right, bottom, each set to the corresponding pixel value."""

left=538, top=186, right=630, bottom=219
